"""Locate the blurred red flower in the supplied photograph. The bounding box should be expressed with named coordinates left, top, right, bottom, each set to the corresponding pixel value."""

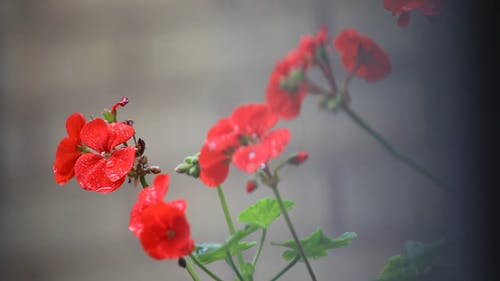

left=384, top=0, right=444, bottom=27
left=199, top=104, right=290, bottom=187
left=333, top=28, right=391, bottom=82
left=74, top=118, right=135, bottom=193
left=53, top=113, right=87, bottom=185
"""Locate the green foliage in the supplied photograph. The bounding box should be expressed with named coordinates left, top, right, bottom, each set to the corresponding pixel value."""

left=375, top=238, right=446, bottom=281
left=237, top=198, right=295, bottom=229
left=193, top=241, right=256, bottom=265
left=272, top=228, right=357, bottom=261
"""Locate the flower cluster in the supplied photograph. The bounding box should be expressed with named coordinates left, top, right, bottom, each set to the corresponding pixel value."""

left=53, top=98, right=195, bottom=260
left=52, top=5, right=447, bottom=278
left=384, top=0, right=445, bottom=27
left=266, top=27, right=391, bottom=121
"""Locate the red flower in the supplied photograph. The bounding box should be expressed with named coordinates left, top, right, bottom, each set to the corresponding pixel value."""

left=130, top=174, right=194, bottom=259
left=139, top=201, right=195, bottom=259
left=333, top=28, right=391, bottom=82
left=199, top=104, right=291, bottom=187
left=74, top=118, right=135, bottom=193
left=266, top=27, right=330, bottom=120
left=297, top=26, right=329, bottom=66
left=53, top=113, right=87, bottom=185
left=384, top=0, right=444, bottom=27
left=266, top=50, right=308, bottom=120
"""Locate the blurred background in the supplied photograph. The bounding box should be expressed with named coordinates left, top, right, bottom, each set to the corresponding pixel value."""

left=0, top=0, right=490, bottom=280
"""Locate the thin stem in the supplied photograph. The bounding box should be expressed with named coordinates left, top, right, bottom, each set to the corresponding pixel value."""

left=139, top=175, right=148, bottom=188
left=270, top=256, right=301, bottom=281
left=271, top=184, right=317, bottom=281
left=189, top=254, right=224, bottom=281
left=342, top=105, right=451, bottom=192
left=226, top=252, right=244, bottom=281
left=185, top=260, right=201, bottom=281
left=251, top=228, right=267, bottom=269
left=216, top=186, right=246, bottom=268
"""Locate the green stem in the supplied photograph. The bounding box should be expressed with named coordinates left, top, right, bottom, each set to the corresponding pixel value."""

left=251, top=228, right=267, bottom=269
left=271, top=185, right=317, bottom=281
left=139, top=175, right=148, bottom=188
left=342, top=105, right=450, bottom=192
left=270, top=256, right=300, bottom=281
left=189, top=254, right=224, bottom=281
left=216, top=186, right=246, bottom=268
left=226, top=252, right=244, bottom=281
left=185, top=260, right=201, bottom=281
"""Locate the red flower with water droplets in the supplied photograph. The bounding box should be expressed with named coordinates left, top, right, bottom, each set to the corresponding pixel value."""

left=384, top=0, right=445, bottom=27
left=333, top=28, right=391, bottom=82
left=139, top=201, right=194, bottom=259
left=199, top=103, right=291, bottom=187
left=74, top=118, right=135, bottom=193
left=53, top=113, right=87, bottom=185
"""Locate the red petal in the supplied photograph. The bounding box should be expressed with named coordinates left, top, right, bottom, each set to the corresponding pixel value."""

left=53, top=137, right=81, bottom=185
left=107, top=122, right=135, bottom=149
left=199, top=145, right=230, bottom=187
left=65, top=113, right=86, bottom=140
left=266, top=75, right=306, bottom=120
left=232, top=145, right=269, bottom=173
left=129, top=174, right=171, bottom=237
left=260, top=128, right=291, bottom=159
left=80, top=119, right=109, bottom=152
left=204, top=118, right=239, bottom=152
left=105, top=146, right=135, bottom=182
left=74, top=154, right=123, bottom=193
left=397, top=12, right=411, bottom=27
left=231, top=104, right=278, bottom=137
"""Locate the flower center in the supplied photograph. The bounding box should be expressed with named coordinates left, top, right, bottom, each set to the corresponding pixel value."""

left=166, top=229, right=176, bottom=239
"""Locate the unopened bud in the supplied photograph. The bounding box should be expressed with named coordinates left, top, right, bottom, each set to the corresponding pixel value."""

left=149, top=166, right=161, bottom=174
left=188, top=165, right=200, bottom=178
left=288, top=152, right=309, bottom=166
left=175, top=163, right=190, bottom=174
left=177, top=257, right=187, bottom=268
left=245, top=180, right=258, bottom=193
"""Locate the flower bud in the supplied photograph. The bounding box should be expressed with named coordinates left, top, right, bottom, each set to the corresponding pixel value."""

left=245, top=180, right=258, bottom=193
left=288, top=151, right=309, bottom=166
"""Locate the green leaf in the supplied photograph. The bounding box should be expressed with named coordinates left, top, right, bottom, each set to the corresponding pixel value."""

left=376, top=255, right=419, bottom=281
left=271, top=228, right=357, bottom=261
left=237, top=198, right=295, bottom=229
left=375, top=238, right=446, bottom=281
left=193, top=241, right=256, bottom=265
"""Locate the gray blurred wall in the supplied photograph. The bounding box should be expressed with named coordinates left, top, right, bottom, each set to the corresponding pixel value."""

left=1, top=1, right=470, bottom=280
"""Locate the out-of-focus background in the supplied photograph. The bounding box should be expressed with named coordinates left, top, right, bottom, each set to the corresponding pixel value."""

left=0, top=0, right=488, bottom=280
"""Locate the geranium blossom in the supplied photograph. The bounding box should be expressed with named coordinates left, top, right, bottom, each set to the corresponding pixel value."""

left=199, top=103, right=290, bottom=187
left=129, top=174, right=194, bottom=259
left=74, top=118, right=136, bottom=193
left=384, top=0, right=445, bottom=27
left=53, top=113, right=87, bottom=185
left=333, top=28, right=391, bottom=82
left=139, top=201, right=195, bottom=259
left=266, top=28, right=329, bottom=120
